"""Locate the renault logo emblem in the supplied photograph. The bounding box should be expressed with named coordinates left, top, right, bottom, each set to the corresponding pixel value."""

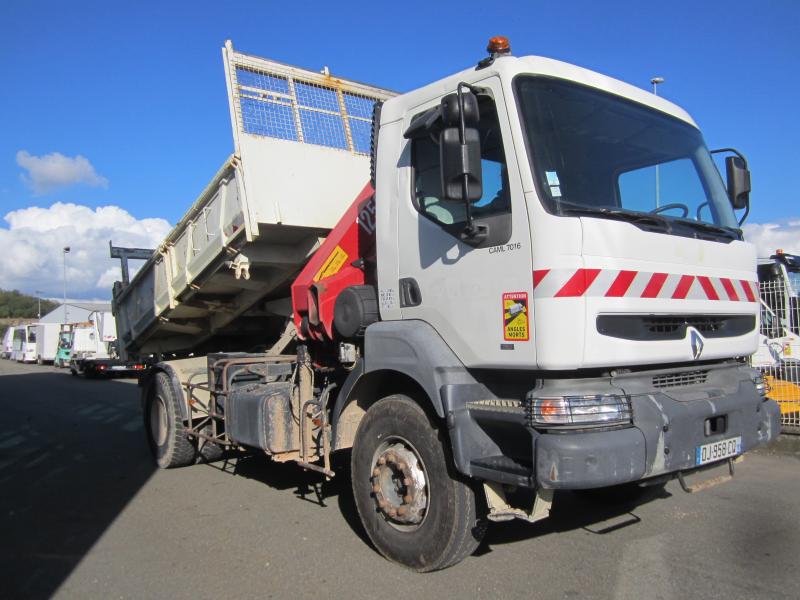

left=689, top=329, right=705, bottom=360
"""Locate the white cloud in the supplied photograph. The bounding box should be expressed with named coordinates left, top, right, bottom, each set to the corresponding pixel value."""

left=16, top=150, right=109, bottom=195
left=742, top=219, right=800, bottom=258
left=0, top=202, right=171, bottom=299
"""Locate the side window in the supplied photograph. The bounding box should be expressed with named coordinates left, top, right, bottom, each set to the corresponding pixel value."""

left=412, top=96, right=510, bottom=231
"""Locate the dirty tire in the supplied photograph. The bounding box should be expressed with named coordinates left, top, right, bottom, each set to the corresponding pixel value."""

left=145, top=372, right=196, bottom=468
left=351, top=394, right=486, bottom=571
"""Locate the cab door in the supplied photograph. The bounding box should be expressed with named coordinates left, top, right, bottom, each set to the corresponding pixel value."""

left=396, top=78, right=535, bottom=369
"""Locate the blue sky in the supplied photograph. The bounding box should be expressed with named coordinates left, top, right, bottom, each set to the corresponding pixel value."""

left=0, top=0, right=798, bottom=298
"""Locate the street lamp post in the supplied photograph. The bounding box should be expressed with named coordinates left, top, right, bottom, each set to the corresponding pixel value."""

left=650, top=77, right=665, bottom=207
left=62, top=247, right=70, bottom=324
left=35, top=290, right=44, bottom=319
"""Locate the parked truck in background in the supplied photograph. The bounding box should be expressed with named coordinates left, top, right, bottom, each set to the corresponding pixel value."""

left=112, top=38, right=779, bottom=571
left=11, top=324, right=37, bottom=363
left=1, top=327, right=13, bottom=359
left=758, top=251, right=800, bottom=337
left=68, top=311, right=146, bottom=377
left=33, top=322, right=60, bottom=364
left=754, top=251, right=800, bottom=429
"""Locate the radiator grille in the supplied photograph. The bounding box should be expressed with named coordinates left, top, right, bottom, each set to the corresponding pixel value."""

left=652, top=370, right=709, bottom=389
left=643, top=316, right=724, bottom=335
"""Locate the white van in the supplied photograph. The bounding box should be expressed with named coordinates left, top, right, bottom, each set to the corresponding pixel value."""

left=11, top=325, right=37, bottom=363
left=1, top=328, right=14, bottom=359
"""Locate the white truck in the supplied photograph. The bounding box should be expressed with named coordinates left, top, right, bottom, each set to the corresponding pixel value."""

left=11, top=324, right=37, bottom=363
left=68, top=312, right=145, bottom=377
left=33, top=322, right=60, bottom=364
left=754, top=252, right=800, bottom=429
left=114, top=38, right=779, bottom=571
left=1, top=327, right=13, bottom=359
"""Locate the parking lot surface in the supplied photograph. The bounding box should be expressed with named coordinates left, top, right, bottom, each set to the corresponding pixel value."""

left=2, top=358, right=799, bottom=599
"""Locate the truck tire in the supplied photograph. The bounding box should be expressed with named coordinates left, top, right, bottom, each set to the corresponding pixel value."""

left=351, top=394, right=486, bottom=571
left=145, top=372, right=196, bottom=468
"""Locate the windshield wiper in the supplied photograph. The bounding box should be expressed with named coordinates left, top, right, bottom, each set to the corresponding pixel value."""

left=557, top=202, right=671, bottom=232
left=671, top=219, right=740, bottom=240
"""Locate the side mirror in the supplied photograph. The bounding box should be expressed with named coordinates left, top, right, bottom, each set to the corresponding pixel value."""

left=725, top=155, right=750, bottom=210
left=439, top=90, right=482, bottom=203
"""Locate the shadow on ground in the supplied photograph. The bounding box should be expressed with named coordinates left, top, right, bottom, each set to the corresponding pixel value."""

left=217, top=447, right=673, bottom=562
left=0, top=369, right=155, bottom=599
left=0, top=364, right=678, bottom=595
left=226, top=449, right=374, bottom=548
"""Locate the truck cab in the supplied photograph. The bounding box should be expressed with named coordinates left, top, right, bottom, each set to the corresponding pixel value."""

left=377, top=48, right=758, bottom=370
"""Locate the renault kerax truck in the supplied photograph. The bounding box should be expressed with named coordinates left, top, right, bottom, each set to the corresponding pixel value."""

left=114, top=38, right=779, bottom=571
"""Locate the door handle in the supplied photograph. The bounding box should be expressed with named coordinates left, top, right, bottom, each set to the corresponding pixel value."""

left=399, top=278, right=422, bottom=307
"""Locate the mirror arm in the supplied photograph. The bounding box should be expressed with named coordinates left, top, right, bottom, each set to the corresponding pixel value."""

left=710, top=147, right=749, bottom=169
left=456, top=82, right=488, bottom=242
left=456, top=83, right=475, bottom=233
left=737, top=201, right=750, bottom=227
left=711, top=147, right=751, bottom=223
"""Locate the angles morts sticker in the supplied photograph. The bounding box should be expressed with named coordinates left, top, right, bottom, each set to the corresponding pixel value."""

left=503, top=292, right=529, bottom=341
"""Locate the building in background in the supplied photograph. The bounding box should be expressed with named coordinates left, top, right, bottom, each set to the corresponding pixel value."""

left=40, top=302, right=112, bottom=325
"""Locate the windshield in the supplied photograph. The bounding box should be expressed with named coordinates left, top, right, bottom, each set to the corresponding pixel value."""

left=515, top=76, right=738, bottom=233
left=787, top=269, right=800, bottom=296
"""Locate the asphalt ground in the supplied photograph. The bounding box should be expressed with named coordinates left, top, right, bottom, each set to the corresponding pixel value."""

left=1, top=358, right=799, bottom=600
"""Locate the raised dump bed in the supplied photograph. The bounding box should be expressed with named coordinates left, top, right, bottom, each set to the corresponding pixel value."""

left=113, top=41, right=395, bottom=358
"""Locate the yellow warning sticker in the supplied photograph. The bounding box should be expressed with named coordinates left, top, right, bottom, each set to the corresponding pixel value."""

left=503, top=292, right=529, bottom=341
left=313, top=245, right=349, bottom=282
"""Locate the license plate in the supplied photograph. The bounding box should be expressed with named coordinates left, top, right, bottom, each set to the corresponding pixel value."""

left=110, top=365, right=127, bottom=370
left=695, top=436, right=741, bottom=466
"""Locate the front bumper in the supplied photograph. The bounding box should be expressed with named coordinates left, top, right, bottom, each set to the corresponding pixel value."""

left=534, top=370, right=780, bottom=490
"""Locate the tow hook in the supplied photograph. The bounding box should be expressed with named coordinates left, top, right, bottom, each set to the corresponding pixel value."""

left=676, top=456, right=741, bottom=493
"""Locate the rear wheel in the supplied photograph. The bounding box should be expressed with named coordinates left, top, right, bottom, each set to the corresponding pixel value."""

left=351, top=394, right=486, bottom=571
left=145, top=372, right=196, bottom=468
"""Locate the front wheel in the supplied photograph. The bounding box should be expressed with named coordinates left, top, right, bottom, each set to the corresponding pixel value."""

left=351, top=394, right=486, bottom=571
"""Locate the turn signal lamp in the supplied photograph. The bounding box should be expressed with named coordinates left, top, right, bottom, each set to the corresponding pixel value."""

left=487, top=36, right=511, bottom=55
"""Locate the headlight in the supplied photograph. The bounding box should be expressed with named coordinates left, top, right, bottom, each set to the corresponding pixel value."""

left=525, top=393, right=632, bottom=428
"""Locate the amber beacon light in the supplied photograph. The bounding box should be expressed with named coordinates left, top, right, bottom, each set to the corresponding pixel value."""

left=487, top=35, right=511, bottom=55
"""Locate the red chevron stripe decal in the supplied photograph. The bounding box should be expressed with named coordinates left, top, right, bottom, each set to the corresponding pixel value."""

left=554, top=268, right=601, bottom=297
left=532, top=268, right=757, bottom=302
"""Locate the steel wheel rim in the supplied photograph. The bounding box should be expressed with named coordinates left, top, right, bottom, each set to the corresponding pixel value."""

left=369, top=435, right=430, bottom=531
